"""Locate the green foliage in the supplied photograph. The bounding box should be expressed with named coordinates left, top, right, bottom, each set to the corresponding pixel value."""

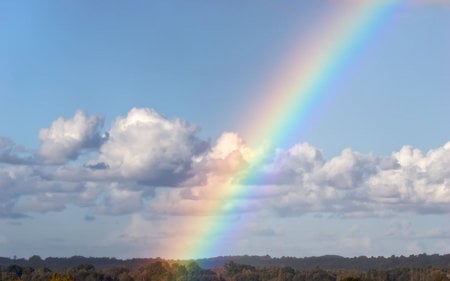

left=1, top=258, right=450, bottom=281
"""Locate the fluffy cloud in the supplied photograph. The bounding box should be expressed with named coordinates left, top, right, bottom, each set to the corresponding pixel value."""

left=148, top=138, right=450, bottom=218
left=1, top=108, right=450, bottom=219
left=0, top=165, right=39, bottom=218
left=37, top=110, right=105, bottom=164
left=366, top=143, right=450, bottom=214
left=0, top=108, right=211, bottom=218
left=95, top=108, right=208, bottom=186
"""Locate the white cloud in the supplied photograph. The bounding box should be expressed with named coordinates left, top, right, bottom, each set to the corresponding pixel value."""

left=255, top=143, right=324, bottom=185
left=96, top=108, right=208, bottom=186
left=0, top=165, right=100, bottom=217
left=0, top=166, right=37, bottom=218
left=38, top=110, right=105, bottom=164
left=1, top=108, right=450, bottom=219
left=147, top=138, right=450, bottom=218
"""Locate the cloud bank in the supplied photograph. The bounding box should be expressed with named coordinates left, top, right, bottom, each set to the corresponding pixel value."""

left=0, top=108, right=449, bottom=219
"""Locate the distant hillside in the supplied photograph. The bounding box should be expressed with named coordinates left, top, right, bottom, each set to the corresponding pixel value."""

left=0, top=254, right=449, bottom=271
left=0, top=255, right=154, bottom=270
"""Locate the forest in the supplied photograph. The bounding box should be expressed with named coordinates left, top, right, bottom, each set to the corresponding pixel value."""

left=0, top=254, right=449, bottom=281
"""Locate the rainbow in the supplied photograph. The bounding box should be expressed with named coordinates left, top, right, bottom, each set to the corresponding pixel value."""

left=166, top=0, right=401, bottom=259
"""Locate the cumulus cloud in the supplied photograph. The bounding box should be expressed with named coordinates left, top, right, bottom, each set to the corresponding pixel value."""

left=0, top=164, right=102, bottom=217
left=1, top=107, right=450, bottom=219
left=37, top=110, right=105, bottom=164
left=148, top=137, right=450, bottom=218
left=0, top=166, right=36, bottom=217
left=2, top=107, right=210, bottom=218
left=95, top=108, right=208, bottom=186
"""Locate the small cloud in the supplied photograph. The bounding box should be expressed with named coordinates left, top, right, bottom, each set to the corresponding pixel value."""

left=0, top=137, right=33, bottom=165
left=84, top=162, right=109, bottom=170
left=37, top=110, right=105, bottom=164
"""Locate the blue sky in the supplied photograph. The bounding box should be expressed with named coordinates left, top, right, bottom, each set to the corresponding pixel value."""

left=0, top=1, right=449, bottom=259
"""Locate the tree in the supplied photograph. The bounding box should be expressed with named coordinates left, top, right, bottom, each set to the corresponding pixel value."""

left=69, top=264, right=102, bottom=281
left=6, top=265, right=23, bottom=280
left=136, top=261, right=170, bottom=281
left=49, top=272, right=75, bottom=281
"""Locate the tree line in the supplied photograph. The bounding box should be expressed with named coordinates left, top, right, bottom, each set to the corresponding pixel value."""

left=1, top=254, right=449, bottom=271
left=1, top=259, right=449, bottom=281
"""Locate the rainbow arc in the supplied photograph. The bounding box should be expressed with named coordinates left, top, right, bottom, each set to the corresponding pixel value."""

left=166, top=0, right=401, bottom=259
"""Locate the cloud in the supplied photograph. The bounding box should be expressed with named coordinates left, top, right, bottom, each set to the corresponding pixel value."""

left=0, top=108, right=449, bottom=219
left=0, top=137, right=32, bottom=165
left=0, top=164, right=101, bottom=217
left=96, top=184, right=143, bottom=215
left=96, top=107, right=209, bottom=186
left=148, top=137, right=450, bottom=218
left=18, top=193, right=68, bottom=213
left=37, top=110, right=105, bottom=164
left=365, top=143, right=450, bottom=214
left=0, top=166, right=36, bottom=218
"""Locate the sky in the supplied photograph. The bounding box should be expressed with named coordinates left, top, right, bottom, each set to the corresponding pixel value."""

left=0, top=0, right=450, bottom=260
